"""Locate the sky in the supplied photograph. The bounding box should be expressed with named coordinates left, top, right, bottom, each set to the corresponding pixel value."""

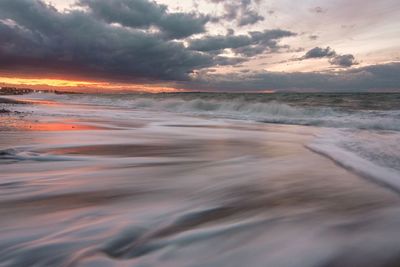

left=0, top=0, right=399, bottom=92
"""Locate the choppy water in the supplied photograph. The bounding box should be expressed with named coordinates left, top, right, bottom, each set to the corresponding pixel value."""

left=1, top=93, right=400, bottom=266
left=26, top=92, right=400, bottom=130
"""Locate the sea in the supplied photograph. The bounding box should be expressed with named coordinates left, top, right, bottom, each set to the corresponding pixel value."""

left=1, top=92, right=400, bottom=266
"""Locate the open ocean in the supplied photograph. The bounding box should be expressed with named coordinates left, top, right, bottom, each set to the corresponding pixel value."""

left=1, top=92, right=400, bottom=267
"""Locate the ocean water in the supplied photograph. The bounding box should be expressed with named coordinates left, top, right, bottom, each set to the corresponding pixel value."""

left=38, top=92, right=400, bottom=129
left=17, top=92, right=400, bottom=177
left=1, top=92, right=400, bottom=266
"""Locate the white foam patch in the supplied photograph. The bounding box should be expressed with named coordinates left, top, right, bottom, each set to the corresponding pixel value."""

left=10, top=93, right=400, bottom=131
left=308, top=130, right=400, bottom=193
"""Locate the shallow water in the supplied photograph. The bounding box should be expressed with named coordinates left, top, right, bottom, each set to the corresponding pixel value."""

left=1, top=94, right=400, bottom=266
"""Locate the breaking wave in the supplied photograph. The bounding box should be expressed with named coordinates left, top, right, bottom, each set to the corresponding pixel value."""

left=308, top=129, right=400, bottom=193
left=25, top=93, right=400, bottom=131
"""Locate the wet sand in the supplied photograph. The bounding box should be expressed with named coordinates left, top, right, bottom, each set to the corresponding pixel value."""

left=1, top=96, right=400, bottom=266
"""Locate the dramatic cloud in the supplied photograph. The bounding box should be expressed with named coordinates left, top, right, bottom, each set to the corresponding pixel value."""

left=329, top=54, right=358, bottom=67
left=0, top=0, right=398, bottom=92
left=181, top=63, right=400, bottom=92
left=0, top=0, right=248, bottom=82
left=210, top=0, right=265, bottom=26
left=189, top=29, right=296, bottom=56
left=301, top=47, right=358, bottom=67
left=237, top=9, right=264, bottom=26
left=304, top=47, right=337, bottom=59
left=79, top=0, right=210, bottom=39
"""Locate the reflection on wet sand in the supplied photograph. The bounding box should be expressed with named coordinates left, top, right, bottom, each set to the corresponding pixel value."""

left=1, top=96, right=400, bottom=267
left=44, top=139, right=274, bottom=159
left=0, top=116, right=113, bottom=132
left=21, top=121, right=107, bottom=131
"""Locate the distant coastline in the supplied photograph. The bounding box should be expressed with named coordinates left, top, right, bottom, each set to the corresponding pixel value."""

left=0, top=86, right=82, bottom=95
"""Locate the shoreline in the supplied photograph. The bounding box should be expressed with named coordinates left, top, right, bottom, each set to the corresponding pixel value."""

left=1, top=97, right=398, bottom=210
left=1, top=94, right=400, bottom=266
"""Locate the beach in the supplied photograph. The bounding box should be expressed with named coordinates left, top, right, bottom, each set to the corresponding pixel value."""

left=1, top=93, right=400, bottom=266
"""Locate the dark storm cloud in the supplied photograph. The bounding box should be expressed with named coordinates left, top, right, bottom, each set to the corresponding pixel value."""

left=79, top=0, right=210, bottom=39
left=181, top=63, right=400, bottom=92
left=300, top=47, right=357, bottom=68
left=189, top=29, right=296, bottom=56
left=0, top=0, right=248, bottom=82
left=329, top=54, right=358, bottom=67
left=237, top=9, right=264, bottom=26
left=209, top=0, right=265, bottom=26
left=304, top=47, right=337, bottom=58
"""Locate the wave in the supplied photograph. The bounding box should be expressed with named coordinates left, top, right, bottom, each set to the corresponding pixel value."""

left=307, top=129, right=400, bottom=193
left=24, top=93, right=400, bottom=131
left=127, top=98, right=400, bottom=131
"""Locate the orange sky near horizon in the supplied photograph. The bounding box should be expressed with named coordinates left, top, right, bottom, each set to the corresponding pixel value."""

left=0, top=76, right=183, bottom=93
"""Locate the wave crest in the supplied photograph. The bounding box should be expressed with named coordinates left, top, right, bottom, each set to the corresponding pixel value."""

left=22, top=93, right=400, bottom=131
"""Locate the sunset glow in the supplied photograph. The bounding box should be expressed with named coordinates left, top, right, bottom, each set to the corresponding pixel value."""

left=0, top=77, right=182, bottom=93
left=0, top=77, right=99, bottom=87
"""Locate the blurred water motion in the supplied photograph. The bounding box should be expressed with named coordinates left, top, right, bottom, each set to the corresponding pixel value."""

left=1, top=94, right=400, bottom=266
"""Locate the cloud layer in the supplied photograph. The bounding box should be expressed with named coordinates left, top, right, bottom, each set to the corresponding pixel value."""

left=0, top=0, right=293, bottom=82
left=183, top=63, right=400, bottom=92
left=0, top=0, right=398, bottom=91
left=189, top=29, right=296, bottom=56
left=209, top=0, right=265, bottom=26
left=79, top=0, right=210, bottom=39
left=301, top=47, right=358, bottom=67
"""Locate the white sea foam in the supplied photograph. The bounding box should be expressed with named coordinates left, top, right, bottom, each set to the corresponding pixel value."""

left=15, top=93, right=400, bottom=131
left=2, top=93, right=400, bottom=267
left=308, top=129, right=400, bottom=192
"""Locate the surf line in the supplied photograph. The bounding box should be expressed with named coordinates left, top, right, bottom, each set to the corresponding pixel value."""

left=305, top=143, right=400, bottom=196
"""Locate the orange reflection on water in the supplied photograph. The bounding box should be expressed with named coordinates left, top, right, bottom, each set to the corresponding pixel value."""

left=22, top=122, right=102, bottom=131
left=18, top=99, right=61, bottom=107
left=0, top=117, right=105, bottom=131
